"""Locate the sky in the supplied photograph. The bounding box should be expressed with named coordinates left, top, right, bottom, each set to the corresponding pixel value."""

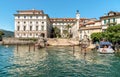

left=0, top=0, right=120, bottom=31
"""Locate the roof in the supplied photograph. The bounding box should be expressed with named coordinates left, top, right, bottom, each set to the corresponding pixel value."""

left=100, top=11, right=120, bottom=19
left=80, top=26, right=101, bottom=30
left=50, top=18, right=76, bottom=22
left=50, top=18, right=88, bottom=23
left=85, top=21, right=95, bottom=25
left=16, top=9, right=44, bottom=15
left=17, top=9, right=44, bottom=13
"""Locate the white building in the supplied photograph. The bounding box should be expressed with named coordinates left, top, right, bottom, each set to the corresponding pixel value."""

left=100, top=11, right=120, bottom=31
left=14, top=9, right=52, bottom=38
left=79, top=20, right=102, bottom=40
left=15, top=9, right=114, bottom=40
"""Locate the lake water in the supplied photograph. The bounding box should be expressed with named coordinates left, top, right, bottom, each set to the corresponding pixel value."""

left=0, top=45, right=120, bottom=77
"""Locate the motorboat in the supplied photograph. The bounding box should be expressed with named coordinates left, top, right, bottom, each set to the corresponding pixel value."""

left=98, top=47, right=115, bottom=54
left=97, top=41, right=115, bottom=54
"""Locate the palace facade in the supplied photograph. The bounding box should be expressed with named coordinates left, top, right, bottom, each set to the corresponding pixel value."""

left=14, top=9, right=120, bottom=40
left=14, top=9, right=52, bottom=38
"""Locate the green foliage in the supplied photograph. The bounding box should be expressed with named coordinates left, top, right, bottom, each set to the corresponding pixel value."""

left=91, top=32, right=103, bottom=42
left=66, top=24, right=71, bottom=30
left=0, top=29, right=14, bottom=37
left=53, top=26, right=61, bottom=38
left=0, top=31, right=4, bottom=36
left=106, top=24, right=120, bottom=43
left=63, top=30, right=70, bottom=38
left=0, top=31, right=4, bottom=41
left=63, top=24, right=71, bottom=38
left=91, top=24, right=120, bottom=43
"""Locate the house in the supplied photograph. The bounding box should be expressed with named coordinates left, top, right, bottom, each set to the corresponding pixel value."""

left=100, top=11, right=120, bottom=31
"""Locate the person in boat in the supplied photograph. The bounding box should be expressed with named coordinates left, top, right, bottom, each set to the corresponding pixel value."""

left=99, top=38, right=112, bottom=48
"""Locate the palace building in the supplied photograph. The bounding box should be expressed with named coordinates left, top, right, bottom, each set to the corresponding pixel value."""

left=14, top=9, right=85, bottom=39
left=15, top=9, right=118, bottom=40
left=14, top=9, right=52, bottom=38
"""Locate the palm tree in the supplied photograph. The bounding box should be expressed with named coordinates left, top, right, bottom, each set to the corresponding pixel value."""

left=53, top=26, right=61, bottom=38
left=65, top=24, right=71, bottom=38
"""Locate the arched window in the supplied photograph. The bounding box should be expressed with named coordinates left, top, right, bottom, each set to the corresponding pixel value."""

left=41, top=33, right=45, bottom=38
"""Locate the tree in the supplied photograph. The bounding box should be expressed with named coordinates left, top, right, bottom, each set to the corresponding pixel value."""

left=63, top=24, right=72, bottom=38
left=0, top=31, right=4, bottom=41
left=91, top=32, right=103, bottom=43
left=91, top=24, right=120, bottom=44
left=0, top=31, right=4, bottom=36
left=106, top=24, right=120, bottom=43
left=53, top=26, right=61, bottom=38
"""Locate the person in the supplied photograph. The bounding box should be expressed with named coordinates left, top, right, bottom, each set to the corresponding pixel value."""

left=95, top=41, right=99, bottom=49
left=99, top=38, right=112, bottom=48
left=99, top=38, right=106, bottom=48
left=102, top=45, right=107, bottom=52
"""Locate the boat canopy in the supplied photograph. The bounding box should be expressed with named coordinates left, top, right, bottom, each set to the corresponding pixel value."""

left=100, top=41, right=112, bottom=48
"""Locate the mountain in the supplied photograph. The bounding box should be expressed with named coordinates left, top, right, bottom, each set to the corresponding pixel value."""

left=0, top=29, right=14, bottom=37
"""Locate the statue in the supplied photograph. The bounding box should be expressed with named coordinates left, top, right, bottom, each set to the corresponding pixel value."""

left=81, top=35, right=90, bottom=53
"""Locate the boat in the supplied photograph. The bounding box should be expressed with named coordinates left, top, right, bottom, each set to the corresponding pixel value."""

left=97, top=39, right=115, bottom=54
left=98, top=47, right=115, bottom=54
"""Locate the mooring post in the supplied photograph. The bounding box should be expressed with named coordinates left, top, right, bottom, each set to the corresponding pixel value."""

left=17, top=43, right=18, bottom=51
left=73, top=45, right=75, bottom=54
left=33, top=44, right=35, bottom=51
left=29, top=44, right=30, bottom=51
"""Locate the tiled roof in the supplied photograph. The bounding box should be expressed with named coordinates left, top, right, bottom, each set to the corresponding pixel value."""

left=85, top=21, right=95, bottom=25
left=100, top=11, right=120, bottom=19
left=80, top=26, right=101, bottom=30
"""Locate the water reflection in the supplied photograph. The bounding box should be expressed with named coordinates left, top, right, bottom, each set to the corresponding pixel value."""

left=0, top=45, right=120, bottom=77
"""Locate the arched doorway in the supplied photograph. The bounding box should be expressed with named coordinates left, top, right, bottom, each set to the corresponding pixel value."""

left=41, top=33, right=45, bottom=38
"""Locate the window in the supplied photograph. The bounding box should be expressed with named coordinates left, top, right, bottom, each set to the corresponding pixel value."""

left=24, top=21, right=26, bottom=24
left=30, top=21, right=32, bottom=24
left=24, top=33, right=26, bottom=36
left=18, top=21, right=20, bottom=24
left=108, top=19, right=110, bottom=23
left=36, top=16, right=38, bottom=19
left=113, top=18, right=115, bottom=22
left=30, top=26, right=32, bottom=31
left=104, top=20, right=106, bottom=24
left=41, top=25, right=44, bottom=31
left=30, top=16, right=32, bottom=18
left=18, top=16, right=20, bottom=19
left=36, top=26, right=38, bottom=31
left=42, top=22, right=44, bottom=24
left=36, top=21, right=38, bottom=24
left=23, top=26, right=26, bottom=31
left=17, top=26, right=20, bottom=31
left=24, top=16, right=26, bottom=19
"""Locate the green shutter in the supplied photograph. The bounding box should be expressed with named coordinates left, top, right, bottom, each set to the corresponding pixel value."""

left=104, top=20, right=106, bottom=24
left=113, top=18, right=115, bottom=22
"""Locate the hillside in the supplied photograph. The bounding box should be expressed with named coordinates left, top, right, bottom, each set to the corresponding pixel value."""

left=0, top=29, right=14, bottom=37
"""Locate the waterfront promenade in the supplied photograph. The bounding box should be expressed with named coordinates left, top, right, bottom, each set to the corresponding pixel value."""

left=1, top=37, right=35, bottom=45
left=0, top=37, right=80, bottom=46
